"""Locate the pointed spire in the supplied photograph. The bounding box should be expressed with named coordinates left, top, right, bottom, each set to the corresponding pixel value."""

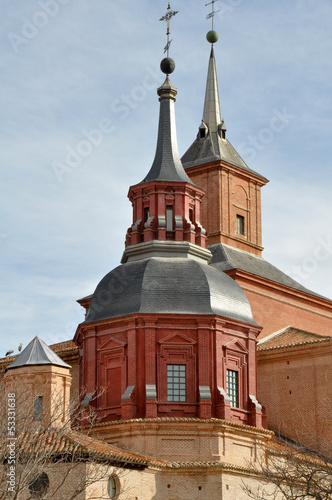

left=203, top=45, right=223, bottom=133
left=141, top=3, right=192, bottom=184
left=7, top=336, right=71, bottom=370
left=181, top=40, right=251, bottom=172
left=141, top=75, right=194, bottom=184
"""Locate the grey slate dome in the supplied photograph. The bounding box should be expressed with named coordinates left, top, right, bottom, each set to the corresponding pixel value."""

left=85, top=258, right=256, bottom=325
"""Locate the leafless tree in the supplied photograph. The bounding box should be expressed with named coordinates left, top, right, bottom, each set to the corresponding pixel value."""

left=0, top=380, right=136, bottom=499
left=243, top=434, right=332, bottom=500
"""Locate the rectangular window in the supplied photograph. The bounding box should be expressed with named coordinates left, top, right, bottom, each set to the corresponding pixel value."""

left=227, top=370, right=239, bottom=407
left=34, top=396, right=43, bottom=421
left=189, top=209, right=194, bottom=223
left=236, top=214, right=245, bottom=235
left=144, top=207, right=149, bottom=223
left=167, top=364, right=186, bottom=402
left=166, top=206, right=174, bottom=231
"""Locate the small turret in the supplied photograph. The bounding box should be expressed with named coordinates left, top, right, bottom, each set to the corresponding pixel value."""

left=4, top=337, right=71, bottom=428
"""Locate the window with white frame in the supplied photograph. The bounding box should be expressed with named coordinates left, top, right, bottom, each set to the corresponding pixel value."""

left=227, top=369, right=239, bottom=407
left=167, top=364, right=186, bottom=402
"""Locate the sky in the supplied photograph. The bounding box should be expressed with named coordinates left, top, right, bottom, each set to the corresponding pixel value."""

left=1, top=0, right=332, bottom=356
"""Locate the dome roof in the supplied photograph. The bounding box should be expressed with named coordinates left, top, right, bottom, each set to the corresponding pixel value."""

left=85, top=258, right=255, bottom=325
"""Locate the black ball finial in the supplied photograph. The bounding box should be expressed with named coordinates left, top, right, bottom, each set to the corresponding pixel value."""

left=160, top=57, right=175, bottom=75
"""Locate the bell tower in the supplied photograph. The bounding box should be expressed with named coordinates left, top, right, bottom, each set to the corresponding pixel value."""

left=181, top=31, right=268, bottom=256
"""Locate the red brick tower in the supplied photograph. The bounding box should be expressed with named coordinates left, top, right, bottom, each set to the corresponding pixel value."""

left=74, top=52, right=264, bottom=429
left=182, top=38, right=332, bottom=338
left=182, top=45, right=268, bottom=257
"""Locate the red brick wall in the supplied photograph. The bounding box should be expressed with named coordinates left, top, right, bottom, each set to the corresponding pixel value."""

left=186, top=162, right=266, bottom=256
left=258, top=343, right=332, bottom=455
left=75, top=313, right=262, bottom=426
left=230, top=272, right=332, bottom=338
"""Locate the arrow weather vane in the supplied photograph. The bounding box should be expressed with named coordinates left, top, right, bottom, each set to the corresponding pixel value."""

left=159, top=3, right=179, bottom=57
left=205, top=0, right=220, bottom=30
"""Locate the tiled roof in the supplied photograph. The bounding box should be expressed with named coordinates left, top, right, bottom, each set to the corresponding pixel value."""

left=50, top=339, right=78, bottom=353
left=91, top=417, right=273, bottom=436
left=168, top=460, right=260, bottom=472
left=4, top=428, right=168, bottom=469
left=267, top=436, right=327, bottom=466
left=258, top=326, right=332, bottom=352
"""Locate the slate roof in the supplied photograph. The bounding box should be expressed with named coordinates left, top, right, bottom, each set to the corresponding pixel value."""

left=182, top=130, right=257, bottom=172
left=181, top=46, right=265, bottom=179
left=141, top=76, right=194, bottom=185
left=209, top=243, right=330, bottom=301
left=258, top=326, right=332, bottom=352
left=85, top=257, right=256, bottom=325
left=7, top=336, right=71, bottom=370
left=0, top=339, right=78, bottom=369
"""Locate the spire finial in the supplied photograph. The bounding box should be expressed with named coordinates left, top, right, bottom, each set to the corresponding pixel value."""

left=159, top=3, right=179, bottom=57
left=205, top=0, right=219, bottom=44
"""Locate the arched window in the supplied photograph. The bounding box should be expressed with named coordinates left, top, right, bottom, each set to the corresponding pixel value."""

left=108, top=475, right=119, bottom=499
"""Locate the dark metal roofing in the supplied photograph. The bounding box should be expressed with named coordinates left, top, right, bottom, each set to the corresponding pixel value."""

left=7, top=336, right=71, bottom=370
left=141, top=76, right=194, bottom=185
left=85, top=257, right=255, bottom=325
left=182, top=131, right=257, bottom=172
left=209, top=243, right=331, bottom=301
left=181, top=46, right=264, bottom=179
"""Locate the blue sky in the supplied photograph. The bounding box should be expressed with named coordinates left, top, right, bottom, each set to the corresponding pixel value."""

left=1, top=0, right=332, bottom=355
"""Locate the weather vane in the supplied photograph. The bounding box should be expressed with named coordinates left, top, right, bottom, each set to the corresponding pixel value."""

left=205, top=0, right=220, bottom=30
left=159, top=3, right=179, bottom=57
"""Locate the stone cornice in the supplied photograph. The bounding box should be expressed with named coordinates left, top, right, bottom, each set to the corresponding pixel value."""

left=121, top=240, right=212, bottom=264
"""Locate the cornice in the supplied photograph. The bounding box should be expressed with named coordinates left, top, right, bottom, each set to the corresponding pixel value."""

left=185, top=159, right=269, bottom=186
left=226, top=268, right=332, bottom=311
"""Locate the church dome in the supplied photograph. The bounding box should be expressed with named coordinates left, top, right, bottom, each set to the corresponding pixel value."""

left=85, top=258, right=255, bottom=325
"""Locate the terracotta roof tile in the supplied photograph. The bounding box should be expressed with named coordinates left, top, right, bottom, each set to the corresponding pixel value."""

left=91, top=417, right=273, bottom=436
left=258, top=327, right=332, bottom=352
left=49, top=339, right=78, bottom=353
left=1, top=428, right=168, bottom=468
left=267, top=436, right=327, bottom=466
